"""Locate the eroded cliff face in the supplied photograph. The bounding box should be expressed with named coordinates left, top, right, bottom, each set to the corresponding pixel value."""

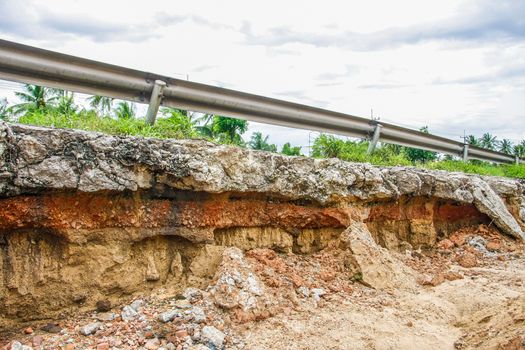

left=0, top=121, right=524, bottom=328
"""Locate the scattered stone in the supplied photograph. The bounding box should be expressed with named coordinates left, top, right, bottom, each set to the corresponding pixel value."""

left=9, top=341, right=32, bottom=350
left=444, top=271, right=464, bottom=281
left=209, top=248, right=265, bottom=312
left=418, top=273, right=445, bottom=287
left=96, top=300, right=112, bottom=312
left=130, top=299, right=145, bottom=312
left=121, top=305, right=139, bottom=321
left=190, top=306, right=207, bottom=323
left=457, top=252, right=478, bottom=268
left=174, top=299, right=192, bottom=309
left=486, top=240, right=502, bottom=252
left=96, top=343, right=109, bottom=350
left=31, top=336, right=43, bottom=347
left=201, top=326, right=225, bottom=349
left=72, top=294, right=87, bottom=304
left=159, top=310, right=181, bottom=323
left=297, top=286, right=310, bottom=298
left=65, top=344, right=75, bottom=350
left=79, top=322, right=102, bottom=336
left=23, top=327, right=32, bottom=334
left=96, top=312, right=116, bottom=321
left=406, top=321, right=413, bottom=327
left=438, top=239, right=455, bottom=250
left=311, top=288, right=326, bottom=301
left=166, top=343, right=176, bottom=350
left=176, top=329, right=189, bottom=338
left=41, top=323, right=61, bottom=333
left=182, top=288, right=203, bottom=303
left=144, top=337, right=160, bottom=350
left=468, top=236, right=492, bottom=256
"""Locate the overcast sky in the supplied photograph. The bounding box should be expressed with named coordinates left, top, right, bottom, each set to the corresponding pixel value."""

left=1, top=0, right=524, bottom=150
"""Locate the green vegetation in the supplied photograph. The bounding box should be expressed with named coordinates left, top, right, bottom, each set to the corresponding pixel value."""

left=311, top=133, right=525, bottom=179
left=2, top=84, right=525, bottom=179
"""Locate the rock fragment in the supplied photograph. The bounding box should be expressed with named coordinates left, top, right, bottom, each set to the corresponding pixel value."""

left=121, top=305, right=138, bottom=321
left=201, top=326, right=225, bottom=349
left=79, top=322, right=102, bottom=336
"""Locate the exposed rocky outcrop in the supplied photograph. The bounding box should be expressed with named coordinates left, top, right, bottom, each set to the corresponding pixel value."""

left=1, top=121, right=524, bottom=328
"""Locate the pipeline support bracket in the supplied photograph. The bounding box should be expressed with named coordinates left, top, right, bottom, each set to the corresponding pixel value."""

left=145, top=80, right=167, bottom=125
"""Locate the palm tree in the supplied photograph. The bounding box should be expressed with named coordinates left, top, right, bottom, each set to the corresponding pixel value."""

left=212, top=116, right=248, bottom=144
left=499, top=139, right=513, bottom=154
left=479, top=133, right=498, bottom=150
left=55, top=92, right=77, bottom=115
left=466, top=135, right=480, bottom=146
left=11, top=84, right=59, bottom=115
left=114, top=101, right=136, bottom=119
left=194, top=114, right=215, bottom=138
left=514, top=141, right=525, bottom=157
left=248, top=132, right=277, bottom=152
left=88, top=95, right=114, bottom=116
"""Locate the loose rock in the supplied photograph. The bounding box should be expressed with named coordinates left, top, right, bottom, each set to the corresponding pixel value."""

left=79, top=322, right=102, bottom=336
left=201, top=326, right=225, bottom=349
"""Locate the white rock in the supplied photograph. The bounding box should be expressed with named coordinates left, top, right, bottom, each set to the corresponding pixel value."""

left=297, top=286, right=310, bottom=298
left=191, top=306, right=206, bottom=323
left=182, top=287, right=203, bottom=302
left=121, top=305, right=138, bottom=321
left=158, top=309, right=181, bottom=323
left=79, top=322, right=102, bottom=336
left=96, top=312, right=116, bottom=321
left=130, top=299, right=145, bottom=312
left=311, top=288, right=326, bottom=301
left=201, top=326, right=225, bottom=349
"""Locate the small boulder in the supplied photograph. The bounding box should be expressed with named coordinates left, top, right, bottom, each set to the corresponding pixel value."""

left=130, top=299, right=145, bottom=312
left=96, top=300, right=112, bottom=312
left=182, top=288, right=203, bottom=303
left=438, top=239, right=454, bottom=250
left=158, top=310, right=181, bottom=323
left=201, top=326, right=225, bottom=349
left=121, top=305, right=138, bottom=321
left=79, top=322, right=102, bottom=336
left=457, top=252, right=477, bottom=268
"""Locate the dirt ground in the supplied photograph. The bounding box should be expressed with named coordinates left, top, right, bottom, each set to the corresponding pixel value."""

left=1, top=224, right=524, bottom=350
left=235, top=258, right=525, bottom=350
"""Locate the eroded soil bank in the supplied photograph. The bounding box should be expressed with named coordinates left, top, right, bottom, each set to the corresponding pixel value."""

left=1, top=122, right=525, bottom=349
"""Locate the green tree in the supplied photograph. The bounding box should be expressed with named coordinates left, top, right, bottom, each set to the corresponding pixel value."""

left=281, top=142, right=302, bottom=156
left=499, top=139, right=513, bottom=154
left=479, top=133, right=498, bottom=150
left=88, top=95, right=114, bottom=115
left=514, top=141, right=525, bottom=157
left=11, top=84, right=59, bottom=115
left=212, top=116, right=248, bottom=145
left=466, top=135, right=480, bottom=146
left=404, top=127, right=437, bottom=163
left=55, top=92, right=77, bottom=115
left=248, top=132, right=277, bottom=152
left=312, top=134, right=344, bottom=158
left=114, top=101, right=136, bottom=119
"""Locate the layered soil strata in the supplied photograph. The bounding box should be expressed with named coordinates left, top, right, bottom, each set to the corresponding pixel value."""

left=0, top=121, right=524, bottom=329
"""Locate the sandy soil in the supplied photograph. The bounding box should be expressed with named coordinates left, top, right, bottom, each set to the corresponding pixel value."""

left=235, top=254, right=525, bottom=350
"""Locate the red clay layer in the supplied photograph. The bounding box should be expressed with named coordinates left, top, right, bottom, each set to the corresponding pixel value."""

left=0, top=192, right=351, bottom=231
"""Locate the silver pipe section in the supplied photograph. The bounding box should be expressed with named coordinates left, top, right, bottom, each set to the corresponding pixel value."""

left=0, top=39, right=521, bottom=165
